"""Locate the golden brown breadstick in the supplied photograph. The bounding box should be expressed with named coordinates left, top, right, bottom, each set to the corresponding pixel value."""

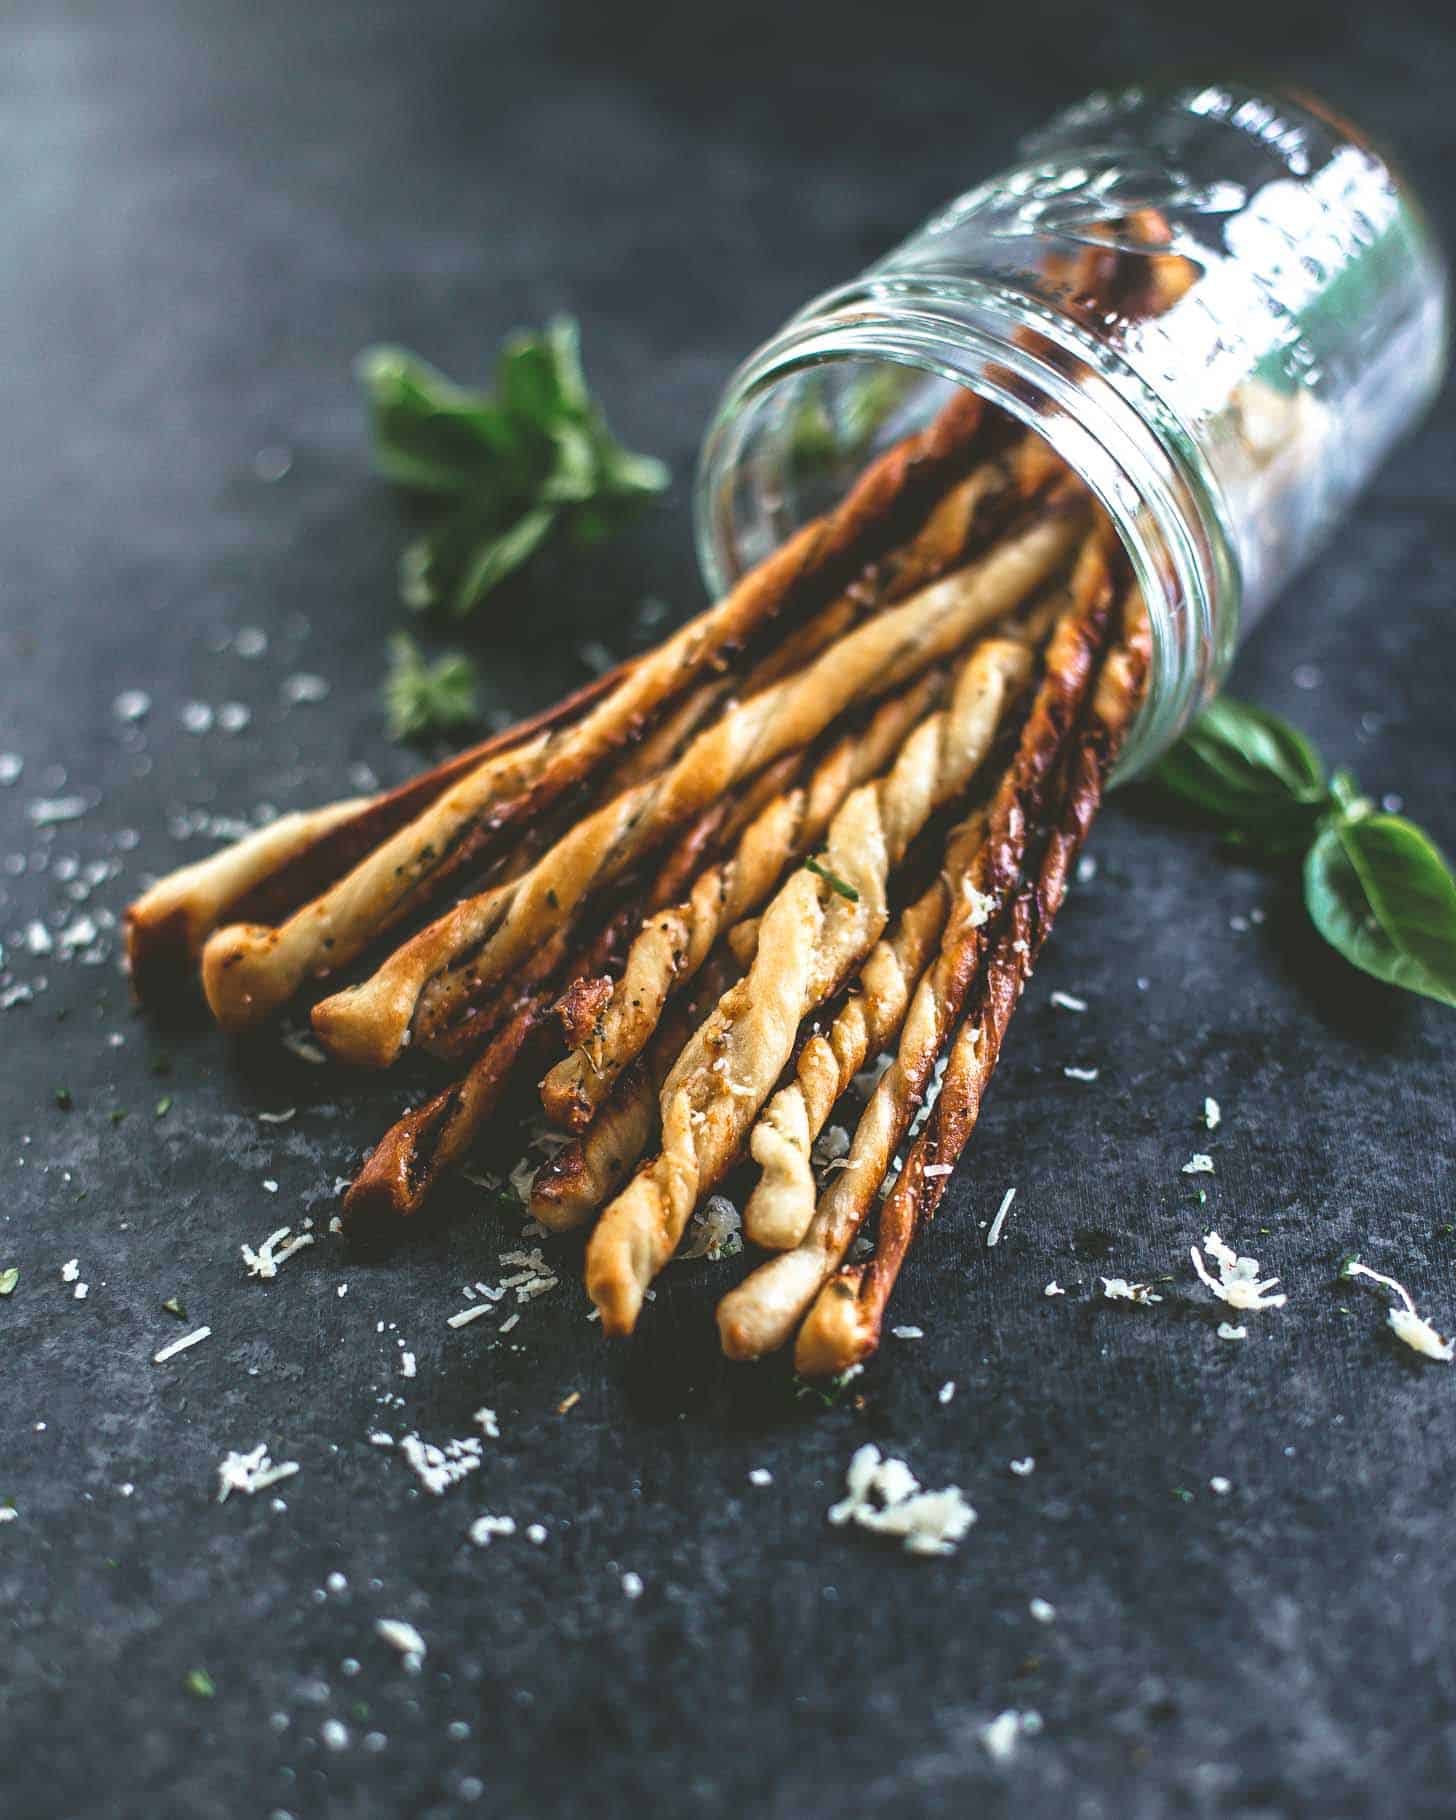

left=312, top=509, right=1081, bottom=1069
left=795, top=618, right=1148, bottom=1374
left=537, top=669, right=947, bottom=1130
left=202, top=392, right=990, bottom=1032
left=714, top=533, right=1115, bottom=1362
left=743, top=814, right=985, bottom=1251
left=583, top=631, right=1037, bottom=1336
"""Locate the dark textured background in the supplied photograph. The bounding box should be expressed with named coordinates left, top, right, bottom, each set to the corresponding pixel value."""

left=2, top=4, right=1454, bottom=1817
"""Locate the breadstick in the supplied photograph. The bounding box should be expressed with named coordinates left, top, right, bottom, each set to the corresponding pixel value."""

left=583, top=631, right=1037, bottom=1336
left=201, top=392, right=989, bottom=1032
left=537, top=668, right=947, bottom=1130
left=311, top=507, right=1081, bottom=1069
left=714, top=533, right=1115, bottom=1362
left=795, top=617, right=1148, bottom=1374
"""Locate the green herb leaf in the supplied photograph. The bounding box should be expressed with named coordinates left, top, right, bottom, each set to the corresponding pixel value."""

left=0, top=1267, right=18, bottom=1297
left=804, top=856, right=860, bottom=902
left=360, top=316, right=668, bottom=615
left=184, top=1668, right=216, bottom=1700
left=162, top=1296, right=186, bottom=1320
left=1155, top=697, right=1327, bottom=845
left=154, top=1095, right=173, bottom=1119
left=1304, top=813, right=1456, bottom=1008
left=383, top=634, right=480, bottom=743
left=54, top=1087, right=73, bottom=1112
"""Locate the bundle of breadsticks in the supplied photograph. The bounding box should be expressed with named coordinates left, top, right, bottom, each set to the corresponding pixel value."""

left=125, top=221, right=1189, bottom=1375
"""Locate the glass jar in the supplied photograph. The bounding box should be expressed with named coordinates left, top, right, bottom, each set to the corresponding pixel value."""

left=695, top=79, right=1448, bottom=776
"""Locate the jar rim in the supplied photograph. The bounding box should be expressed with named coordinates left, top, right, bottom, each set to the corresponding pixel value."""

left=695, top=275, right=1242, bottom=781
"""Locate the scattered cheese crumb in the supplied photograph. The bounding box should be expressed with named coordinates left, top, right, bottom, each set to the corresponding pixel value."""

left=1049, top=991, right=1086, bottom=1013
left=938, top=1381, right=956, bottom=1405
left=1191, top=1231, right=1287, bottom=1311
left=447, top=1304, right=492, bottom=1329
left=1342, top=1258, right=1454, bottom=1361
left=621, top=1571, right=644, bottom=1600
left=1044, top=1281, right=1066, bottom=1297
left=153, top=1325, right=211, bottom=1364
left=979, top=1709, right=1042, bottom=1762
left=399, top=1434, right=482, bottom=1495
left=375, top=1619, right=426, bottom=1664
left=321, top=1719, right=349, bottom=1752
left=468, top=1514, right=516, bottom=1546
left=1217, top=1321, right=1247, bottom=1341
left=526, top=1524, right=548, bottom=1545
left=1063, top=1066, right=1099, bottom=1082
left=1009, top=1457, right=1035, bottom=1477
left=748, top=1468, right=773, bottom=1487
left=891, top=1325, right=924, bottom=1340
left=217, top=1444, right=300, bottom=1501
left=241, top=1226, right=314, bottom=1280
left=1101, top=1277, right=1162, bottom=1305
left=1203, top=1096, right=1221, bottom=1131
left=986, top=1187, right=1016, bottom=1248
left=1209, top=1476, right=1232, bottom=1495
left=281, top=1029, right=328, bottom=1066
left=1182, top=1153, right=1215, bottom=1175
left=923, top=1162, right=953, bottom=1177
left=473, top=1408, right=500, bottom=1439
left=679, top=1193, right=743, bottom=1262
left=61, top=1258, right=79, bottom=1282
left=827, top=1444, right=976, bottom=1557
left=257, top=1107, right=296, bottom=1124
left=399, top=1350, right=417, bottom=1379
left=1029, top=1597, right=1056, bottom=1623
left=73, top=1282, right=89, bottom=1300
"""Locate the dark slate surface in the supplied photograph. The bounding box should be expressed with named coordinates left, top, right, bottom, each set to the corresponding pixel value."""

left=1, top=4, right=1453, bottom=1817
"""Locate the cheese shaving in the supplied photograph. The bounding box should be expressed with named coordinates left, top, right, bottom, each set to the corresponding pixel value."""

left=1101, top=1277, right=1162, bottom=1305
left=217, top=1444, right=300, bottom=1502
left=1216, top=1321, right=1248, bottom=1341
left=979, top=1709, right=1042, bottom=1761
left=1182, top=1153, right=1215, bottom=1175
left=1049, top=991, right=1086, bottom=1013
left=1203, top=1096, right=1221, bottom=1131
left=1190, top=1231, right=1287, bottom=1311
left=827, top=1443, right=976, bottom=1557
left=986, top=1187, right=1016, bottom=1248
left=468, top=1513, right=517, bottom=1546
left=679, top=1193, right=743, bottom=1262
left=1342, top=1258, right=1454, bottom=1361
left=375, top=1618, right=426, bottom=1663
left=399, top=1433, right=482, bottom=1495
left=241, top=1225, right=314, bottom=1280
left=153, top=1325, right=211, bottom=1364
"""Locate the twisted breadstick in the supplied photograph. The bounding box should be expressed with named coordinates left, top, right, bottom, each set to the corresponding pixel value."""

left=122, top=664, right=637, bottom=1006
left=795, top=616, right=1149, bottom=1374
left=311, top=508, right=1081, bottom=1069
left=714, top=532, right=1115, bottom=1362
left=743, top=813, right=984, bottom=1250
left=201, top=390, right=989, bottom=1033
left=537, top=668, right=947, bottom=1130
left=583, top=629, right=1039, bottom=1336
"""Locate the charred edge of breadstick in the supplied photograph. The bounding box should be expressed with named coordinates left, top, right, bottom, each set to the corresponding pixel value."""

left=124, top=662, right=632, bottom=1009
left=536, top=669, right=947, bottom=1132
left=319, top=505, right=1083, bottom=1074
left=713, top=538, right=1115, bottom=1362
left=795, top=625, right=1148, bottom=1374
left=583, top=629, right=1037, bottom=1339
left=341, top=998, right=543, bottom=1225
left=202, top=392, right=990, bottom=1035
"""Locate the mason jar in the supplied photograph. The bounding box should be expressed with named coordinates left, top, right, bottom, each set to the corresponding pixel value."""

left=696, top=79, right=1448, bottom=776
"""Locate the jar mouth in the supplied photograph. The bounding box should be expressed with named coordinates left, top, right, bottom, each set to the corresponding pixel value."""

left=695, top=276, right=1243, bottom=781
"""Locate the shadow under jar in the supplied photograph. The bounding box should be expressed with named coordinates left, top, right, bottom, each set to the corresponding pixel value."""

left=696, top=78, right=1449, bottom=777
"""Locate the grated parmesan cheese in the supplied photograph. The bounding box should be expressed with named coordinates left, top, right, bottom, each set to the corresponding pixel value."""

left=241, top=1225, right=313, bottom=1280
left=1063, top=1065, right=1099, bottom=1082
left=1049, top=991, right=1086, bottom=1013
left=375, top=1618, right=426, bottom=1664
left=1101, top=1277, right=1162, bottom=1305
left=828, top=1444, right=976, bottom=1557
left=891, top=1325, right=924, bottom=1340
left=1044, top=1281, right=1066, bottom=1297
left=986, top=1187, right=1016, bottom=1247
left=217, top=1444, right=300, bottom=1502
left=473, top=1408, right=500, bottom=1439
left=679, top=1193, right=743, bottom=1262
left=938, top=1381, right=955, bottom=1405
left=1009, top=1457, right=1035, bottom=1477
left=1190, top=1231, right=1287, bottom=1312
left=153, top=1325, right=211, bottom=1364
left=1203, top=1096, right=1221, bottom=1131
left=1217, top=1321, right=1248, bottom=1341
left=468, top=1514, right=516, bottom=1546
left=748, top=1468, right=773, bottom=1486
left=446, top=1304, right=492, bottom=1329
left=979, top=1709, right=1042, bottom=1762
left=621, top=1572, right=644, bottom=1600
left=399, top=1434, right=481, bottom=1495
left=1342, top=1258, right=1454, bottom=1361
left=1182, top=1153, right=1215, bottom=1175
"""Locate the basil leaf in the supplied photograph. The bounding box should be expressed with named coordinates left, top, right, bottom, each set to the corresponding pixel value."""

left=356, top=347, right=518, bottom=495
left=451, top=505, right=558, bottom=615
left=1156, top=697, right=1327, bottom=838
left=383, top=634, right=479, bottom=742
left=1304, top=813, right=1456, bottom=1007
